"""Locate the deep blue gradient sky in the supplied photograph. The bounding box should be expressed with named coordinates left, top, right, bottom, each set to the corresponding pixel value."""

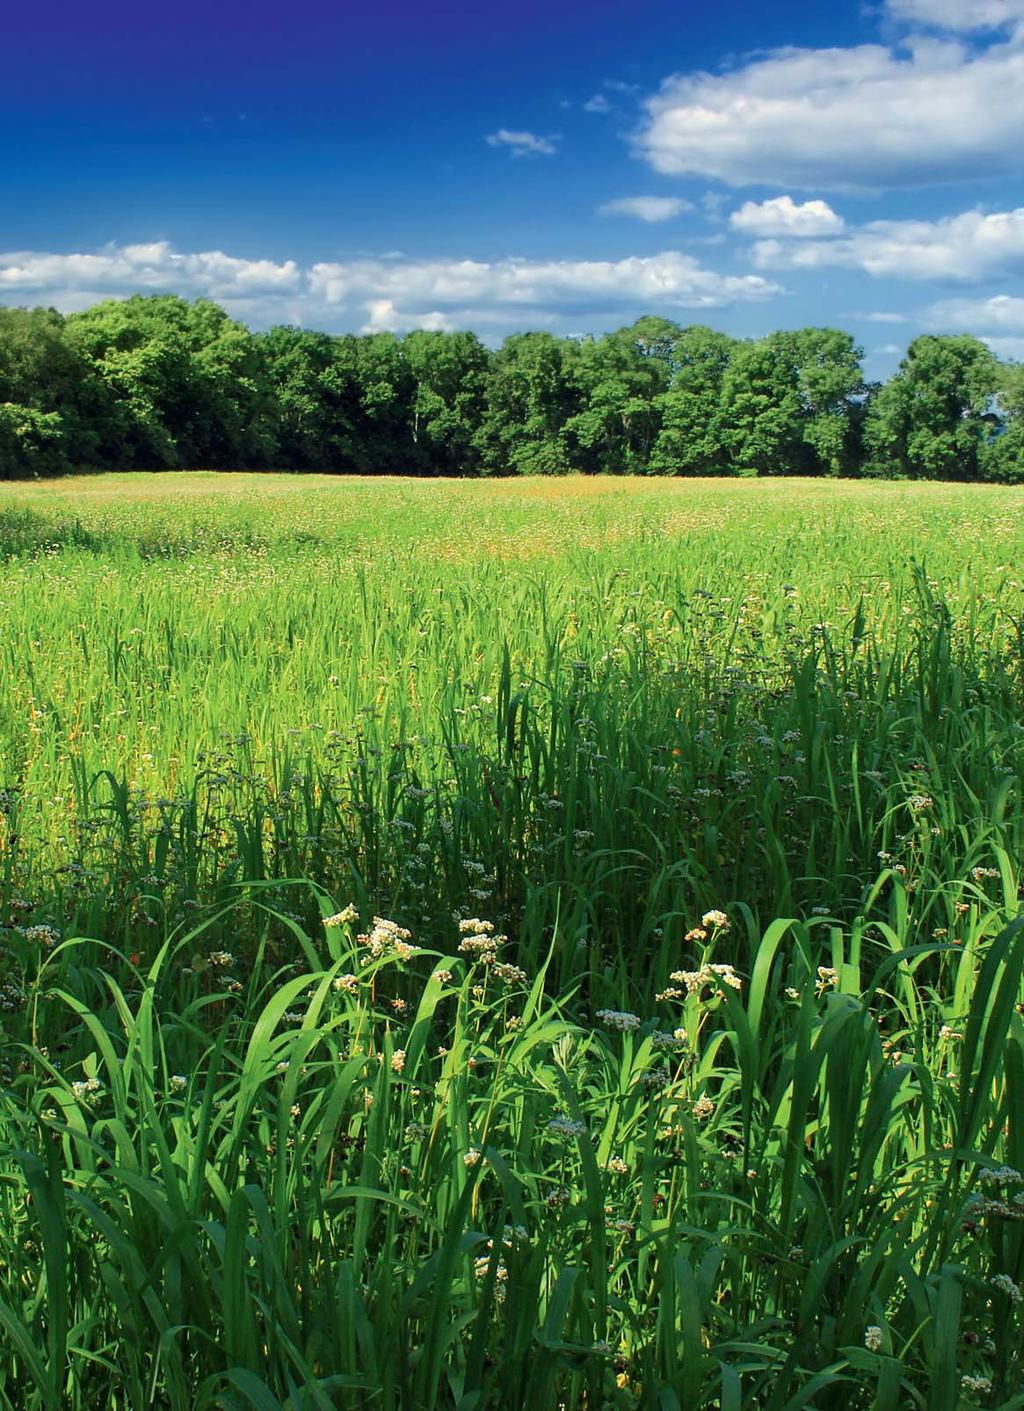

left=4, top=0, right=1024, bottom=374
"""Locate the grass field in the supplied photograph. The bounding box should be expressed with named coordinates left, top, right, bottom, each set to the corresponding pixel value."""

left=1, top=473, right=1023, bottom=1410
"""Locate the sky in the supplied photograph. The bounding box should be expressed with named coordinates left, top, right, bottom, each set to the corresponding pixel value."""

left=3, top=0, right=1024, bottom=376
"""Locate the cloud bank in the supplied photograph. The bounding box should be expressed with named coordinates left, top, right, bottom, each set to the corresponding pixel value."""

left=0, top=241, right=781, bottom=334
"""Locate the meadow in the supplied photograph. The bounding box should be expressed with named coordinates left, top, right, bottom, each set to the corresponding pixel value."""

left=0, top=472, right=1023, bottom=1410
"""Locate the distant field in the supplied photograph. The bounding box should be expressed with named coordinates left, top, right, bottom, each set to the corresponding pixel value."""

left=3, top=469, right=1024, bottom=559
left=1, top=473, right=1023, bottom=1409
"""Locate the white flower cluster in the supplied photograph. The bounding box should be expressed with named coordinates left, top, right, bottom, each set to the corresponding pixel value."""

left=979, top=1165, right=1023, bottom=1187
left=492, top=961, right=527, bottom=987
left=657, top=963, right=742, bottom=1002
left=548, top=1114, right=588, bottom=1138
left=458, top=919, right=507, bottom=960
left=323, top=904, right=359, bottom=927
left=649, top=1028, right=688, bottom=1050
left=816, top=966, right=838, bottom=994
left=358, top=917, right=419, bottom=962
left=16, top=923, right=60, bottom=948
left=990, top=1273, right=1023, bottom=1302
left=596, top=1008, right=642, bottom=1031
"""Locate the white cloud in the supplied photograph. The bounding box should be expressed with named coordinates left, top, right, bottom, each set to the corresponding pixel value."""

left=905, top=293, right=1024, bottom=357
left=359, top=300, right=455, bottom=334
left=0, top=241, right=301, bottom=299
left=926, top=292, right=1024, bottom=330
left=598, top=196, right=691, bottom=222
left=730, top=196, right=844, bottom=237
left=980, top=335, right=1024, bottom=356
left=0, top=240, right=780, bottom=334
left=485, top=129, right=558, bottom=157
left=308, top=251, right=779, bottom=320
left=637, top=38, right=1024, bottom=189
left=886, top=0, right=1024, bottom=31
left=750, top=207, right=1024, bottom=281
left=583, top=94, right=612, bottom=113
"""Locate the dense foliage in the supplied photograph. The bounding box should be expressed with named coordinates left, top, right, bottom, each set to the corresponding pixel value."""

left=0, top=476, right=1023, bottom=1408
left=1, top=297, right=1021, bottom=480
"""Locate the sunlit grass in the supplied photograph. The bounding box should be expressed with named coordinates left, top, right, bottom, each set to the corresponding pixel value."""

left=0, top=473, right=1022, bottom=1408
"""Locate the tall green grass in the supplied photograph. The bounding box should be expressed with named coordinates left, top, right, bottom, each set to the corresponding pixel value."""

left=0, top=473, right=1022, bottom=1407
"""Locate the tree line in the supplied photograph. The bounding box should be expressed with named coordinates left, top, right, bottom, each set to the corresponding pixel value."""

left=1, top=294, right=1021, bottom=480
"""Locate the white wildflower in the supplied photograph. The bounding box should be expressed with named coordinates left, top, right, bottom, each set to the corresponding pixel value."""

left=323, top=904, right=358, bottom=927
left=990, top=1273, right=1022, bottom=1302
left=596, top=1008, right=641, bottom=1031
left=547, top=1115, right=587, bottom=1138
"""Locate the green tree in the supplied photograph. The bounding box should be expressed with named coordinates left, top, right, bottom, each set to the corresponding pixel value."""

left=65, top=295, right=278, bottom=468
left=349, top=334, right=418, bottom=472
left=476, top=333, right=582, bottom=475
left=0, top=404, right=67, bottom=478
left=720, top=329, right=864, bottom=476
left=403, top=331, right=490, bottom=474
left=720, top=338, right=805, bottom=476
left=980, top=360, right=1024, bottom=483
left=864, top=335, right=1000, bottom=480
left=0, top=306, right=101, bottom=470
left=65, top=296, right=209, bottom=466
left=192, top=318, right=279, bottom=466
left=563, top=324, right=671, bottom=474
left=649, top=326, right=735, bottom=475
left=777, top=327, right=865, bottom=476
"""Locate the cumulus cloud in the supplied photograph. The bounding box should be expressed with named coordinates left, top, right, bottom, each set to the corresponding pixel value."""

left=0, top=241, right=301, bottom=300
left=886, top=0, right=1024, bottom=31
left=749, top=207, right=1024, bottom=281
left=979, top=335, right=1024, bottom=356
left=730, top=196, right=844, bottom=238
left=359, top=300, right=455, bottom=334
left=485, top=129, right=558, bottom=157
left=598, top=196, right=691, bottom=222
left=583, top=94, right=612, bottom=113
left=637, top=38, right=1024, bottom=189
left=308, top=251, right=779, bottom=319
left=925, top=294, right=1024, bottom=355
left=926, top=292, right=1024, bottom=330
left=0, top=240, right=780, bottom=334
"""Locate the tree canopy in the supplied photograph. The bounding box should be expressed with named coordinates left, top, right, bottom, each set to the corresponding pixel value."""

left=0, top=295, right=1019, bottom=481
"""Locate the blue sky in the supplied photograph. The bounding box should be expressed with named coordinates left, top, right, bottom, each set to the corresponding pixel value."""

left=3, top=0, right=1024, bottom=375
